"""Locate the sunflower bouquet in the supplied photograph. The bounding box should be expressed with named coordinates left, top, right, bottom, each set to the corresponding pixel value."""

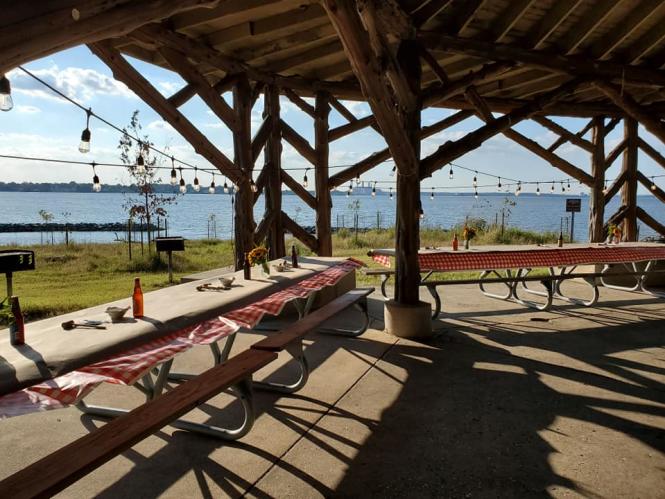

left=462, top=225, right=477, bottom=249
left=248, top=246, right=270, bottom=274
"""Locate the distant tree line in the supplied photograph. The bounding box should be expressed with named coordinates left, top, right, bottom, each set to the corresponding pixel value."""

left=0, top=181, right=194, bottom=194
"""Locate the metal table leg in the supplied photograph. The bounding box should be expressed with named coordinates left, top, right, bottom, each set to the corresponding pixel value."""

left=253, top=343, right=309, bottom=394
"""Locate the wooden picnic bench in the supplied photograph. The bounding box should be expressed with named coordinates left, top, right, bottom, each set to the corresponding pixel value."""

left=251, top=287, right=374, bottom=393
left=0, top=286, right=376, bottom=498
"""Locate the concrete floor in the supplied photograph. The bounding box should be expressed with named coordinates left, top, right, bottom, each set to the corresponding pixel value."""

left=1, top=281, right=664, bottom=498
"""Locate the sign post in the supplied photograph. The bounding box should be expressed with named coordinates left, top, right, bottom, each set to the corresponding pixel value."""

left=565, top=198, right=582, bottom=242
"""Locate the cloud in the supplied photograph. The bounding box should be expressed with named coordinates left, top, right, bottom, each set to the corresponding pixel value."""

left=146, top=120, right=174, bottom=131
left=15, top=105, right=40, bottom=114
left=8, top=65, right=135, bottom=103
left=156, top=81, right=184, bottom=96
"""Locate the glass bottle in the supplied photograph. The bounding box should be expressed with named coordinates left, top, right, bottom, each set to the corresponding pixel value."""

left=243, top=252, right=251, bottom=280
left=291, top=245, right=299, bottom=268
left=10, top=296, right=24, bottom=346
left=452, top=233, right=459, bottom=251
left=132, top=277, right=144, bottom=318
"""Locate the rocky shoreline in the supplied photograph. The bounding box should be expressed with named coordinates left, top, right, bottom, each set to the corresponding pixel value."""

left=0, top=223, right=158, bottom=233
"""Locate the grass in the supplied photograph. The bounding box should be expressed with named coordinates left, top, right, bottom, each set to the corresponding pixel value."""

left=1, top=226, right=557, bottom=324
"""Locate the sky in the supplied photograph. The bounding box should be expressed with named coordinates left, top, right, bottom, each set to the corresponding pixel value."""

left=0, top=44, right=664, bottom=196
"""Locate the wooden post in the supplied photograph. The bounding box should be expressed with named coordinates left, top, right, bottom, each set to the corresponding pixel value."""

left=315, top=91, right=333, bottom=256
left=395, top=39, right=422, bottom=305
left=263, top=85, right=285, bottom=259
left=233, top=75, right=256, bottom=270
left=589, top=116, right=606, bottom=242
left=620, top=117, right=638, bottom=241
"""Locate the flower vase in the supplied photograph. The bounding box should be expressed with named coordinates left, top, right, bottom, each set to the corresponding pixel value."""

left=261, top=261, right=271, bottom=278
left=464, top=239, right=470, bottom=250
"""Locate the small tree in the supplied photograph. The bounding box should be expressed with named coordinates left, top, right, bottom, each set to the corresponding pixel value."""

left=38, top=209, right=54, bottom=244
left=118, top=111, right=178, bottom=251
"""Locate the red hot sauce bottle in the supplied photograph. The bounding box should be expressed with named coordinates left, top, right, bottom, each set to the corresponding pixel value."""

left=132, top=277, right=144, bottom=318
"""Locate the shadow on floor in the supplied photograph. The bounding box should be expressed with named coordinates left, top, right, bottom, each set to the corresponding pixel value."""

left=81, top=295, right=665, bottom=497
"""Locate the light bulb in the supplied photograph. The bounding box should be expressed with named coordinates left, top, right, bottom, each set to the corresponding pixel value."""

left=193, top=170, right=200, bottom=192
left=551, top=182, right=555, bottom=193
left=170, top=168, right=177, bottom=186
left=250, top=179, right=257, bottom=192
left=303, top=174, right=308, bottom=188
left=136, top=152, right=145, bottom=174
left=474, top=188, right=478, bottom=199
left=430, top=188, right=434, bottom=200
left=419, top=208, right=424, bottom=219
left=497, top=177, right=502, bottom=189
left=372, top=183, right=376, bottom=197
left=79, top=128, right=91, bottom=153
left=223, top=179, right=229, bottom=194
left=209, top=179, right=216, bottom=194
left=389, top=187, right=393, bottom=200
left=348, top=182, right=353, bottom=194
left=390, top=166, right=396, bottom=177
left=651, top=180, right=657, bottom=191
left=91, top=163, right=101, bottom=192
left=536, top=183, right=541, bottom=195
left=561, top=182, right=565, bottom=193
left=0, top=75, right=13, bottom=112
left=448, top=165, right=454, bottom=179
left=355, top=174, right=361, bottom=185
left=473, top=173, right=477, bottom=188
left=179, top=178, right=187, bottom=194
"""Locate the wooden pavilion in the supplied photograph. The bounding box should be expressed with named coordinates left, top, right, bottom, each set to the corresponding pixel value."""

left=2, top=0, right=665, bottom=331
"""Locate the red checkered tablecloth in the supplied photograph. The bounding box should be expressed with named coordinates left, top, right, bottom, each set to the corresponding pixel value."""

left=371, top=246, right=665, bottom=272
left=0, top=259, right=361, bottom=419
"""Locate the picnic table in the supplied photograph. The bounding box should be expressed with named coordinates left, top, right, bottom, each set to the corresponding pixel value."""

left=0, top=257, right=361, bottom=427
left=368, top=243, right=665, bottom=316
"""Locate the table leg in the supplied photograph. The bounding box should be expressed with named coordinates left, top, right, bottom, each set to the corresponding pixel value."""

left=253, top=342, right=309, bottom=394
left=317, top=298, right=372, bottom=336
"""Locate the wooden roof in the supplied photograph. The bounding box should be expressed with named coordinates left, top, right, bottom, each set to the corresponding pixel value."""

left=100, top=0, right=665, bottom=117
left=4, top=1, right=665, bottom=118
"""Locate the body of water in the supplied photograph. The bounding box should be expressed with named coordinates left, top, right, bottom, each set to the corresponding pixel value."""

left=0, top=191, right=662, bottom=245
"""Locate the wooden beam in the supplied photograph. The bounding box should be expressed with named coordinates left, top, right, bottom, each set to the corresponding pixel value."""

left=281, top=120, right=317, bottom=164
left=638, top=137, right=665, bottom=170
left=411, top=0, right=453, bottom=28
left=233, top=75, right=256, bottom=269
left=251, top=116, right=272, bottom=165
left=329, top=115, right=377, bottom=141
left=621, top=118, right=639, bottom=240
left=281, top=211, right=318, bottom=252
left=254, top=209, right=277, bottom=246
left=491, top=0, right=537, bottom=43
left=445, top=0, right=486, bottom=35
left=419, top=47, right=449, bottom=84
left=637, top=206, right=665, bottom=235
left=621, top=16, right=665, bottom=64
left=605, top=205, right=629, bottom=233
left=323, top=0, right=420, bottom=176
left=638, top=171, right=665, bottom=204
left=548, top=118, right=594, bottom=152
left=604, top=169, right=628, bottom=204
left=421, top=79, right=587, bottom=179
left=281, top=170, right=317, bottom=210
left=315, top=92, right=332, bottom=256
left=329, top=96, right=383, bottom=135
left=595, top=81, right=665, bottom=144
left=158, top=46, right=237, bottom=132
left=589, top=116, right=606, bottom=242
left=559, top=1, right=623, bottom=54
left=532, top=116, right=593, bottom=153
left=89, top=40, right=242, bottom=185
left=422, top=61, right=514, bottom=107
left=0, top=0, right=220, bottom=74
left=603, top=117, right=622, bottom=137
left=282, top=88, right=316, bottom=118
left=525, top=0, right=583, bottom=49
left=604, top=137, right=627, bottom=170
left=419, top=31, right=665, bottom=88
left=263, top=85, right=285, bottom=259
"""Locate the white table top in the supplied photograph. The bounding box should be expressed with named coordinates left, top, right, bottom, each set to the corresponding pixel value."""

left=0, top=257, right=347, bottom=396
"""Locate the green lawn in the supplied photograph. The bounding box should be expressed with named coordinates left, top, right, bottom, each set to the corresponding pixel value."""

left=1, top=226, right=557, bottom=324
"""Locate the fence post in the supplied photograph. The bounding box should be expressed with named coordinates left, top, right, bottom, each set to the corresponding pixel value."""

left=127, top=218, right=132, bottom=261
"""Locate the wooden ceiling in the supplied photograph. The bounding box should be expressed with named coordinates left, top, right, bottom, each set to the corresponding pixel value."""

left=7, top=0, right=665, bottom=117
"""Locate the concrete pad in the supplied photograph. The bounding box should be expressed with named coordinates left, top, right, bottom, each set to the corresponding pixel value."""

left=1, top=285, right=664, bottom=498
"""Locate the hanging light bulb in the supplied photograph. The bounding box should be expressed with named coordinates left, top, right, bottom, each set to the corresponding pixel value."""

left=515, top=181, right=521, bottom=197
left=223, top=178, right=229, bottom=194
left=193, top=167, right=200, bottom=192
left=474, top=187, right=478, bottom=199
left=567, top=179, right=571, bottom=190
left=209, top=174, right=216, bottom=194
left=602, top=179, right=608, bottom=194
left=536, top=183, right=541, bottom=196
left=561, top=181, right=565, bottom=193
left=430, top=187, right=435, bottom=200
left=91, top=162, right=101, bottom=192
left=390, top=165, right=396, bottom=177
left=651, top=177, right=657, bottom=191
left=170, top=157, right=177, bottom=186
left=497, top=177, right=502, bottom=189
left=250, top=178, right=257, bottom=193
left=418, top=200, right=424, bottom=220
left=448, top=164, right=454, bottom=179
left=349, top=181, right=354, bottom=194
left=473, top=171, right=478, bottom=188
left=551, top=181, right=555, bottom=193
left=355, top=173, right=361, bottom=185
left=79, top=108, right=92, bottom=153
left=179, top=168, right=187, bottom=194
left=136, top=143, right=146, bottom=174
left=0, top=75, right=12, bottom=111
left=389, top=186, right=393, bottom=200
left=303, top=168, right=309, bottom=189
left=372, top=181, right=377, bottom=197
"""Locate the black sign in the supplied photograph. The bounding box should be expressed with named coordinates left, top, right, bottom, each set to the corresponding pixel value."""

left=566, top=198, right=581, bottom=213
left=155, top=237, right=185, bottom=252
left=0, top=250, right=35, bottom=273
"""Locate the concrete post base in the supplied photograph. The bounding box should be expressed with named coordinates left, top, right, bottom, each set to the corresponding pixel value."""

left=384, top=300, right=432, bottom=338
